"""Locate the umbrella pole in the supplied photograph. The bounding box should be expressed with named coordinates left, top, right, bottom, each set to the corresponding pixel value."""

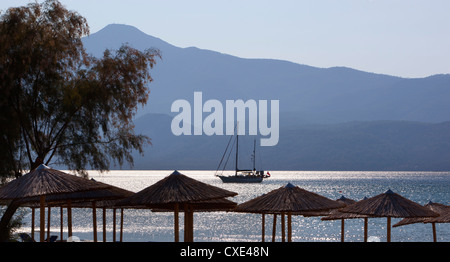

left=261, top=214, right=265, bottom=242
left=47, top=206, right=51, bottom=241
left=272, top=214, right=277, bottom=242
left=120, top=208, right=124, bottom=242
left=92, top=201, right=97, bottom=242
left=189, top=207, right=194, bottom=242
left=341, top=219, right=345, bottom=242
left=184, top=204, right=188, bottom=242
left=39, top=195, right=45, bottom=242
left=60, top=206, right=64, bottom=241
left=184, top=204, right=194, bottom=242
left=174, top=203, right=179, bottom=242
left=103, top=207, right=106, bottom=242
left=364, top=218, right=368, bottom=242
left=288, top=212, right=292, bottom=242
left=432, top=222, right=437, bottom=242
left=387, top=217, right=391, bottom=242
left=67, top=200, right=72, bottom=238
left=31, top=208, right=35, bottom=241
left=113, top=208, right=117, bottom=242
left=281, top=213, right=285, bottom=242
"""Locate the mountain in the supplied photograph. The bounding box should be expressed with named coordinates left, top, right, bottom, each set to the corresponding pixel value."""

left=83, top=24, right=450, bottom=124
left=81, top=24, right=450, bottom=171
left=130, top=113, right=450, bottom=171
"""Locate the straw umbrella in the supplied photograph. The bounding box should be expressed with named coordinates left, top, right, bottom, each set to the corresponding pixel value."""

left=89, top=189, right=134, bottom=243
left=319, top=196, right=372, bottom=242
left=393, top=201, right=450, bottom=242
left=151, top=197, right=237, bottom=242
left=17, top=176, right=134, bottom=241
left=117, top=170, right=238, bottom=242
left=150, top=197, right=237, bottom=212
left=424, top=208, right=450, bottom=242
left=58, top=179, right=134, bottom=242
left=0, top=164, right=112, bottom=242
left=234, top=183, right=345, bottom=242
left=339, top=189, right=439, bottom=242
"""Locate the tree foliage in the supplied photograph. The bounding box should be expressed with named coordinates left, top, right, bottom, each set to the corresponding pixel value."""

left=0, top=0, right=160, bottom=178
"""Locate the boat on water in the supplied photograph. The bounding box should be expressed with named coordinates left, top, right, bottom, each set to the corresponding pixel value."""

left=218, top=169, right=269, bottom=183
left=215, top=127, right=270, bottom=183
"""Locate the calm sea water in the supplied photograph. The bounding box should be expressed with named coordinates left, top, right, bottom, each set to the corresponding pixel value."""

left=20, top=170, right=450, bottom=242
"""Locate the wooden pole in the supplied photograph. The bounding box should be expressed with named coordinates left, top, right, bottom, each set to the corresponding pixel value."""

left=184, top=204, right=194, bottom=242
left=288, top=212, right=292, bottom=242
left=272, top=214, right=277, bottom=242
left=60, top=206, right=64, bottom=241
left=39, top=195, right=45, bottom=242
left=184, top=204, right=188, bottom=242
left=281, top=212, right=285, bottom=242
left=120, top=208, right=124, bottom=242
left=387, top=217, right=391, bottom=242
left=92, top=201, right=97, bottom=242
left=188, top=207, right=194, bottom=242
left=47, top=206, right=51, bottom=241
left=67, top=200, right=72, bottom=238
left=364, top=218, right=368, bottom=242
left=113, top=208, right=117, bottom=242
left=31, top=208, right=35, bottom=241
left=341, top=219, right=345, bottom=242
left=174, top=203, right=179, bottom=242
left=432, top=222, right=437, bottom=242
left=190, top=209, right=194, bottom=242
left=102, top=207, right=106, bottom=242
left=261, top=214, right=265, bottom=242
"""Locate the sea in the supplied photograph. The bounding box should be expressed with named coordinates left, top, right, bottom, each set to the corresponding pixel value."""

left=18, top=170, right=450, bottom=242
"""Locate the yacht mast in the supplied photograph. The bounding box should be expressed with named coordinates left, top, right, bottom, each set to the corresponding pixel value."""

left=252, top=139, right=256, bottom=171
left=235, top=122, right=239, bottom=176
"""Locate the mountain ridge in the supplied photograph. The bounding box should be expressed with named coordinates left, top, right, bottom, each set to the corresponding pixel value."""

left=88, top=24, right=447, bottom=79
left=128, top=112, right=450, bottom=171
left=83, top=24, right=450, bottom=123
left=80, top=24, right=450, bottom=171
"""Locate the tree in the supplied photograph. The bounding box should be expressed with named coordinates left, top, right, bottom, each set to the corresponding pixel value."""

left=0, top=0, right=160, bottom=240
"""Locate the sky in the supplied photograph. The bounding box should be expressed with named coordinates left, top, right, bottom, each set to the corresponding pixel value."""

left=1, top=0, right=450, bottom=78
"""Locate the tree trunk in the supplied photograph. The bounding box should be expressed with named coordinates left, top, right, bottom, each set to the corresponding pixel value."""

left=31, top=157, right=44, bottom=171
left=0, top=156, right=43, bottom=241
left=0, top=200, right=21, bottom=242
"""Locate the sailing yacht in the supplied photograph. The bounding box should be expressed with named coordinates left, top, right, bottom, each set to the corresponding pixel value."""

left=215, top=128, right=270, bottom=183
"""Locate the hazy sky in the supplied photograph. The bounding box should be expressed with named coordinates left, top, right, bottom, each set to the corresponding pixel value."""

left=1, top=0, right=450, bottom=78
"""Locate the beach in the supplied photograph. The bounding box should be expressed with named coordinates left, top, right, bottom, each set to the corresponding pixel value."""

left=17, top=170, right=450, bottom=242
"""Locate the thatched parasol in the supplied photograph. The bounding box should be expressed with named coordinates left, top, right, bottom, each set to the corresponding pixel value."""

left=393, top=201, right=450, bottom=242
left=235, top=183, right=344, bottom=214
left=117, top=170, right=238, bottom=242
left=0, top=164, right=112, bottom=242
left=234, top=183, right=345, bottom=242
left=151, top=197, right=237, bottom=242
left=151, top=197, right=237, bottom=213
left=393, top=201, right=448, bottom=227
left=20, top=178, right=133, bottom=242
left=424, top=208, right=450, bottom=223
left=118, top=170, right=237, bottom=206
left=0, top=165, right=110, bottom=200
left=319, top=196, right=372, bottom=242
left=61, top=179, right=134, bottom=242
left=339, top=189, right=439, bottom=242
left=302, top=195, right=357, bottom=217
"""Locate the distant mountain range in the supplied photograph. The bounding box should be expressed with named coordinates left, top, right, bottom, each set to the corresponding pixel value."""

left=83, top=24, right=450, bottom=123
left=129, top=113, right=450, bottom=171
left=81, top=24, right=450, bottom=171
